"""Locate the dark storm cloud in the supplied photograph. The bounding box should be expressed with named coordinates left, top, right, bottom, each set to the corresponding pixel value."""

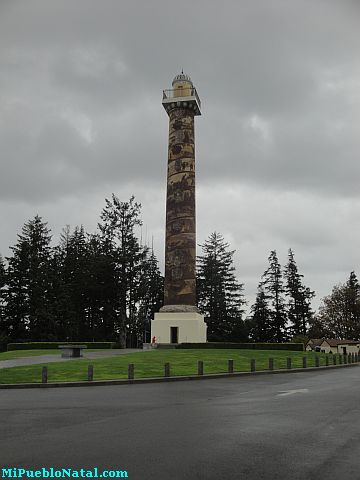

left=1, top=0, right=359, bottom=202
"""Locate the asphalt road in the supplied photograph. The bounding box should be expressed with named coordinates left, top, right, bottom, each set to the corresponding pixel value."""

left=1, top=367, right=360, bottom=480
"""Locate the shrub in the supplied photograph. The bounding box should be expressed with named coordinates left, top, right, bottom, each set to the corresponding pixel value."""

left=176, top=342, right=304, bottom=351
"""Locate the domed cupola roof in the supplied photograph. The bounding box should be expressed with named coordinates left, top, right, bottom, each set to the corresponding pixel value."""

left=172, top=71, right=193, bottom=86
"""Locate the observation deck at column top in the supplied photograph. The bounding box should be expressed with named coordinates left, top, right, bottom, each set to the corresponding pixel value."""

left=162, top=72, right=201, bottom=116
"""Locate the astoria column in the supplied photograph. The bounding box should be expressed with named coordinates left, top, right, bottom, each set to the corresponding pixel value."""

left=151, top=72, right=207, bottom=344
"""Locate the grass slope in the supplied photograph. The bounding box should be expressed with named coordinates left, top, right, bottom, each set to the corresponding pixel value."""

left=0, top=349, right=330, bottom=384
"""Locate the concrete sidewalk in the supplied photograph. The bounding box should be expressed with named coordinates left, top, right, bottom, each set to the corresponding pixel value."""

left=0, top=348, right=144, bottom=369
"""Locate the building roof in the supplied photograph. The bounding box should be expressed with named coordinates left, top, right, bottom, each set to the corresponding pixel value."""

left=307, top=338, right=324, bottom=347
left=322, top=339, right=360, bottom=347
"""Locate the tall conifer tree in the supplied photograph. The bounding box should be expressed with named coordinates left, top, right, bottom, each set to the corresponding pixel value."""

left=346, top=271, right=360, bottom=337
left=86, top=233, right=118, bottom=341
left=98, top=195, right=146, bottom=347
left=284, top=248, right=314, bottom=336
left=261, top=250, right=287, bottom=342
left=0, top=255, right=7, bottom=343
left=250, top=284, right=273, bottom=341
left=5, top=215, right=53, bottom=340
left=133, top=248, right=164, bottom=345
left=59, top=225, right=91, bottom=340
left=197, top=232, right=246, bottom=341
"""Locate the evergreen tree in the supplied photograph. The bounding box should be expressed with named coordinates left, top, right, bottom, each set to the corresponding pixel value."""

left=197, top=232, right=246, bottom=341
left=4, top=239, right=29, bottom=340
left=56, top=225, right=92, bottom=340
left=284, top=248, right=314, bottom=336
left=346, top=271, right=360, bottom=337
left=4, top=215, right=54, bottom=340
left=54, top=225, right=124, bottom=343
left=133, top=248, right=164, bottom=345
left=0, top=255, right=8, bottom=343
left=0, top=255, right=5, bottom=314
left=50, top=225, right=75, bottom=340
left=52, top=200, right=162, bottom=346
left=98, top=195, right=146, bottom=347
left=261, top=250, right=287, bottom=342
left=250, top=284, right=273, bottom=341
left=86, top=233, right=118, bottom=341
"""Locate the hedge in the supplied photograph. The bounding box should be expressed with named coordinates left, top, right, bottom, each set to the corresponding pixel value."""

left=7, top=342, right=116, bottom=351
left=176, top=342, right=304, bottom=351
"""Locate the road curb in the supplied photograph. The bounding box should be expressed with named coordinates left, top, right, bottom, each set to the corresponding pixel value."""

left=0, top=362, right=358, bottom=389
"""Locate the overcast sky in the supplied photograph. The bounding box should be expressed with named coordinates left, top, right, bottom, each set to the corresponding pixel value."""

left=1, top=0, right=359, bottom=313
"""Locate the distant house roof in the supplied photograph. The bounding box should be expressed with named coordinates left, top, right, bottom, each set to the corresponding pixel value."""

left=307, top=338, right=324, bottom=347
left=322, top=339, right=360, bottom=347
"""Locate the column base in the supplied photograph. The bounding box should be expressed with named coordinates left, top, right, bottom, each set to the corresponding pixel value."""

left=151, top=312, right=207, bottom=344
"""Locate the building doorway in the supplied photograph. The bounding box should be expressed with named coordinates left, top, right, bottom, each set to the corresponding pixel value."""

left=170, top=327, right=178, bottom=344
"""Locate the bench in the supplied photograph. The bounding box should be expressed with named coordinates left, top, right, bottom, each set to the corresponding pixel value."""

left=59, top=345, right=87, bottom=358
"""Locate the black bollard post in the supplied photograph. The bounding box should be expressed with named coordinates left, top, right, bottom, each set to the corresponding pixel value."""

left=42, top=366, right=48, bottom=384
left=303, top=357, right=307, bottom=369
left=315, top=356, right=320, bottom=367
left=88, top=365, right=93, bottom=381
left=164, top=362, right=170, bottom=377
left=287, top=358, right=292, bottom=370
left=269, top=358, right=274, bottom=371
left=198, top=361, right=204, bottom=376
left=228, top=359, right=234, bottom=374
left=251, top=359, right=256, bottom=372
left=128, top=363, right=134, bottom=380
left=325, top=355, right=329, bottom=367
left=333, top=355, right=337, bottom=365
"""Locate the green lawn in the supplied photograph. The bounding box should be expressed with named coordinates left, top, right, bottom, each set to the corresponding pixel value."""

left=0, top=349, right=333, bottom=384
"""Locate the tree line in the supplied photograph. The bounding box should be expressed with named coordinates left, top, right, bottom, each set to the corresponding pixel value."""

left=197, top=242, right=315, bottom=342
left=197, top=237, right=360, bottom=343
left=250, top=249, right=315, bottom=342
left=1, top=194, right=359, bottom=346
left=0, top=195, right=163, bottom=347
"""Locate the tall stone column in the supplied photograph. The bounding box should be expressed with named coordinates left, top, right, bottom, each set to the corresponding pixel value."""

left=164, top=107, right=196, bottom=308
left=151, top=72, right=207, bottom=344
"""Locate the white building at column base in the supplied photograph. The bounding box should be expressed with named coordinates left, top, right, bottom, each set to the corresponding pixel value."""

left=152, top=310, right=207, bottom=344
